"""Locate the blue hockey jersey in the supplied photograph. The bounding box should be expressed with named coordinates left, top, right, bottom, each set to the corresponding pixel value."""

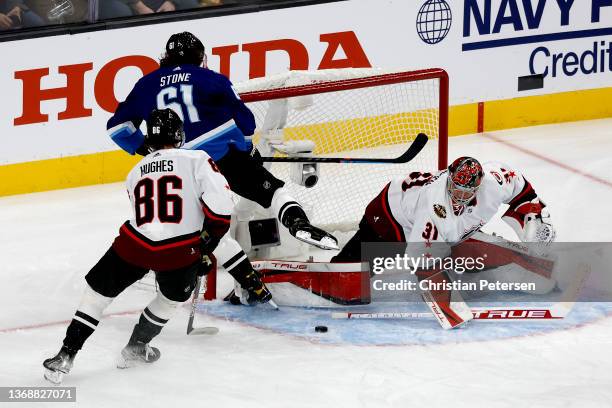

left=107, top=65, right=256, bottom=160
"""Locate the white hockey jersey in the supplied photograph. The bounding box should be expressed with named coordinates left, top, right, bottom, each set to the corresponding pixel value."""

left=113, top=149, right=233, bottom=271
left=384, top=162, right=535, bottom=246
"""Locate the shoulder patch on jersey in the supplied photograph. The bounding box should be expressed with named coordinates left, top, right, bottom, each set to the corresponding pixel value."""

left=490, top=170, right=503, bottom=185
left=433, top=204, right=447, bottom=219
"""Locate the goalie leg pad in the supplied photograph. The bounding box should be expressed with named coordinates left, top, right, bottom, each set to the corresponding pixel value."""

left=253, top=260, right=371, bottom=306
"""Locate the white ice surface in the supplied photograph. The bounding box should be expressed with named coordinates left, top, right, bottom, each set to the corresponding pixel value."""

left=1, top=119, right=612, bottom=407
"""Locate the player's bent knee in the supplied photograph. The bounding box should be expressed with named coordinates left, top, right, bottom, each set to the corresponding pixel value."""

left=146, top=291, right=182, bottom=321
left=77, top=284, right=114, bottom=321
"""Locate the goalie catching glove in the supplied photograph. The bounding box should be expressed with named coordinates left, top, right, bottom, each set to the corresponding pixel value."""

left=503, top=199, right=556, bottom=245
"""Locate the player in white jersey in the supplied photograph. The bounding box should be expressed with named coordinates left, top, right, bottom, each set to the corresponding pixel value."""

left=42, top=109, right=273, bottom=384
left=332, top=157, right=555, bottom=329
left=333, top=156, right=555, bottom=262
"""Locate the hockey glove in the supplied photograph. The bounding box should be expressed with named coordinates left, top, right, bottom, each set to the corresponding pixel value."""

left=199, top=230, right=220, bottom=277
left=135, top=143, right=151, bottom=156
left=524, top=208, right=555, bottom=244
left=199, top=254, right=215, bottom=277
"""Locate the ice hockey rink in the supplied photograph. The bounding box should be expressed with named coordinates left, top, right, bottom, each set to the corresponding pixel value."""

left=1, top=119, right=612, bottom=408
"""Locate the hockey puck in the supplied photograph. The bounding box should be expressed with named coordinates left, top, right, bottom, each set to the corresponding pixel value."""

left=315, top=325, right=328, bottom=333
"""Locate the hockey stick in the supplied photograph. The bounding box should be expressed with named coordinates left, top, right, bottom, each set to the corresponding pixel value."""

left=260, top=133, right=428, bottom=164
left=331, top=308, right=565, bottom=321
left=333, top=263, right=590, bottom=322
left=186, top=275, right=219, bottom=335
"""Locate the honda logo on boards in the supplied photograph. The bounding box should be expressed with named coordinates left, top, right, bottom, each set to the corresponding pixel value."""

left=14, top=31, right=371, bottom=126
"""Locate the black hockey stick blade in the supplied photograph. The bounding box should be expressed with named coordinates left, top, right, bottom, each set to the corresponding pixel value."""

left=260, top=133, right=429, bottom=164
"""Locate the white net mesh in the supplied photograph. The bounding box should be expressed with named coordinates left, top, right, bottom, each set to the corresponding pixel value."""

left=236, top=68, right=446, bottom=232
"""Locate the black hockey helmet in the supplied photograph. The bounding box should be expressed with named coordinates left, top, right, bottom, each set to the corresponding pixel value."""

left=447, top=156, right=483, bottom=205
left=146, top=109, right=185, bottom=150
left=161, top=31, right=205, bottom=67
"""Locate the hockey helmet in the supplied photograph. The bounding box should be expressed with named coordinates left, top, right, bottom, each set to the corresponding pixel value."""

left=447, top=156, right=483, bottom=205
left=165, top=32, right=205, bottom=66
left=146, top=109, right=185, bottom=150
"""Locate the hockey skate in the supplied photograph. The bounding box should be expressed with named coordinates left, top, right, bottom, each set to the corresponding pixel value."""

left=243, top=269, right=274, bottom=305
left=117, top=341, right=161, bottom=369
left=225, top=270, right=277, bottom=308
left=43, top=346, right=76, bottom=384
left=247, top=282, right=273, bottom=305
left=288, top=219, right=338, bottom=250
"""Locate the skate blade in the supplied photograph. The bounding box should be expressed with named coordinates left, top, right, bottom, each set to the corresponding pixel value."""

left=117, top=355, right=145, bottom=369
left=295, top=231, right=339, bottom=250
left=116, top=355, right=132, bottom=369
left=117, top=349, right=161, bottom=369
left=43, top=369, right=64, bottom=384
left=117, top=352, right=143, bottom=369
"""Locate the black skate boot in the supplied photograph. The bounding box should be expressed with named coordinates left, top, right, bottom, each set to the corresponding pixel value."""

left=223, top=289, right=243, bottom=305
left=244, top=270, right=274, bottom=305
left=117, top=341, right=161, bottom=369
left=43, top=346, right=76, bottom=384
left=224, top=270, right=276, bottom=308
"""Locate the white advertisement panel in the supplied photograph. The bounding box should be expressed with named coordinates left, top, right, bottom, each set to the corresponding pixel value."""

left=1, top=0, right=611, bottom=164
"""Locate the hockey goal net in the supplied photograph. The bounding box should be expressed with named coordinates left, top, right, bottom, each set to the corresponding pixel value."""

left=236, top=67, right=449, bottom=232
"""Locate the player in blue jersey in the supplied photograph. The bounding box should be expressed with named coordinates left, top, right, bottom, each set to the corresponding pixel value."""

left=107, top=32, right=338, bottom=302
left=107, top=33, right=254, bottom=162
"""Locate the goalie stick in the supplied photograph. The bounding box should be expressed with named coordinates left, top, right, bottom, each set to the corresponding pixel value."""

left=332, top=263, right=590, bottom=323
left=186, top=275, right=219, bottom=336
left=260, top=132, right=428, bottom=164
left=332, top=308, right=564, bottom=321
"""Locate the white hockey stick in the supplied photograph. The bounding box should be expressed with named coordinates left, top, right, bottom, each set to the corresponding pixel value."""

left=333, top=263, right=590, bottom=322
left=187, top=275, right=219, bottom=335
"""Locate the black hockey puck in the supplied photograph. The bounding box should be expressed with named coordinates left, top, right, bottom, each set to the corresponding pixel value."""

left=315, top=325, right=328, bottom=333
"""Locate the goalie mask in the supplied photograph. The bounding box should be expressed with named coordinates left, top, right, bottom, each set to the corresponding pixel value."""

left=447, top=157, right=483, bottom=205
left=146, top=109, right=185, bottom=151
